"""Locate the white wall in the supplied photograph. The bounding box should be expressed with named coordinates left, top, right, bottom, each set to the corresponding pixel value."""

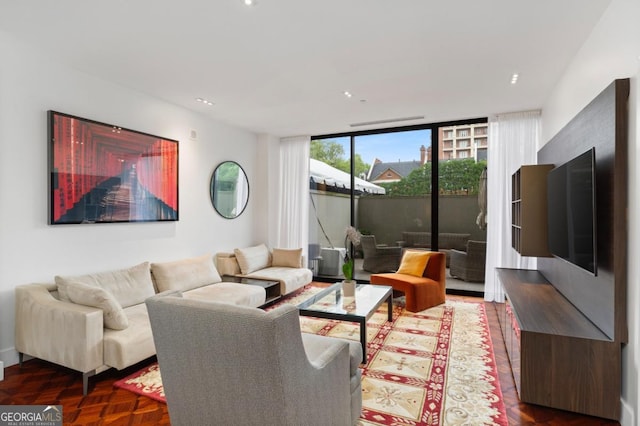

left=540, top=0, right=640, bottom=424
left=0, top=31, right=267, bottom=366
left=626, top=68, right=639, bottom=426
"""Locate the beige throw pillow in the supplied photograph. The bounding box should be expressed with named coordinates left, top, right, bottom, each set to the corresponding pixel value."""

left=234, top=244, right=271, bottom=274
left=271, top=248, right=302, bottom=268
left=151, top=254, right=222, bottom=293
left=55, top=262, right=155, bottom=308
left=64, top=281, right=129, bottom=330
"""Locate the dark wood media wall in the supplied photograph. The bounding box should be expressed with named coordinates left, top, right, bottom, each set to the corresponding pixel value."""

left=537, top=78, right=628, bottom=343
left=497, top=79, right=628, bottom=420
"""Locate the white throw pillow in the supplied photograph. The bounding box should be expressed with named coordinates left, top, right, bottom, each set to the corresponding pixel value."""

left=151, top=254, right=222, bottom=293
left=234, top=244, right=271, bottom=274
left=55, top=262, right=155, bottom=308
left=64, top=281, right=129, bottom=330
left=271, top=248, right=302, bottom=268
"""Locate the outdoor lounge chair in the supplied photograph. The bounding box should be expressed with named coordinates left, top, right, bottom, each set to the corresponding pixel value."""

left=449, top=240, right=487, bottom=282
left=360, top=235, right=402, bottom=273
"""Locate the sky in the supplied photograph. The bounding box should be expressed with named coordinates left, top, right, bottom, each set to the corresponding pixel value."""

left=331, top=129, right=432, bottom=165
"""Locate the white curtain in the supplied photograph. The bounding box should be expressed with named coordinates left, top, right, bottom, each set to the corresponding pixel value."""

left=277, top=136, right=310, bottom=253
left=484, top=111, right=540, bottom=302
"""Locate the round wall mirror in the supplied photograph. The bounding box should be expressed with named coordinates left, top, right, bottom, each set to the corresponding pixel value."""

left=210, top=161, right=249, bottom=219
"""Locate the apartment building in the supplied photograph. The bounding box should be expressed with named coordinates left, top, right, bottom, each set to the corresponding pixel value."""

left=438, top=123, right=488, bottom=162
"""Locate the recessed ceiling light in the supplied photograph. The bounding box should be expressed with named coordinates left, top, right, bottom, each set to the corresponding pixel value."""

left=244, top=0, right=256, bottom=6
left=196, top=98, right=214, bottom=106
left=511, top=73, right=519, bottom=85
left=343, top=91, right=353, bottom=98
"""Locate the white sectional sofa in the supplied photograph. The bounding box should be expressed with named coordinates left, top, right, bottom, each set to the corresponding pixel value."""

left=215, top=244, right=312, bottom=296
left=14, top=248, right=312, bottom=395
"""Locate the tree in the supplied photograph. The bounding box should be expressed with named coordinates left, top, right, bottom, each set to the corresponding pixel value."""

left=310, top=139, right=345, bottom=166
left=311, top=139, right=370, bottom=176
left=439, top=159, right=487, bottom=194
left=379, top=163, right=432, bottom=196
left=216, top=161, right=239, bottom=182
left=378, top=159, right=486, bottom=196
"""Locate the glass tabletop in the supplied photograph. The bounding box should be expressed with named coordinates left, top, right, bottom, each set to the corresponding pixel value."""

left=297, top=282, right=392, bottom=319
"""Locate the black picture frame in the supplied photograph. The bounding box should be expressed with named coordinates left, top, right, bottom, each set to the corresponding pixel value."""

left=49, top=111, right=179, bottom=224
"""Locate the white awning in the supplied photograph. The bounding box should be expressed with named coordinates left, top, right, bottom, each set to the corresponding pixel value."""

left=310, top=158, right=386, bottom=195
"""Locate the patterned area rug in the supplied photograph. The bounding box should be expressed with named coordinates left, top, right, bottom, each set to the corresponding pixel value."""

left=114, top=286, right=508, bottom=425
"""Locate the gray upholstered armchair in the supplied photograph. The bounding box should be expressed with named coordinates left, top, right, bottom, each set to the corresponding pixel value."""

left=146, top=292, right=363, bottom=426
left=449, top=240, right=487, bottom=282
left=360, top=235, right=402, bottom=273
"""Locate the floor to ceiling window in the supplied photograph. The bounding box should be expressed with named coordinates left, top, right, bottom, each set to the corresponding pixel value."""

left=436, top=123, right=488, bottom=292
left=309, top=119, right=487, bottom=292
left=308, top=136, right=352, bottom=277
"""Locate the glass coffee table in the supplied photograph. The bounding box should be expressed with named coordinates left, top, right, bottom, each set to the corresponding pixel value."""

left=297, top=283, right=393, bottom=363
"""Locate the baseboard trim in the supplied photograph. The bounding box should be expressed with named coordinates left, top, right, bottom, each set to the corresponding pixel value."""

left=446, top=288, right=484, bottom=298
left=0, top=347, right=20, bottom=369
left=620, top=398, right=635, bottom=426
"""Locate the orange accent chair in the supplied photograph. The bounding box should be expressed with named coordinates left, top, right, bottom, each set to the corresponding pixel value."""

left=370, top=251, right=446, bottom=312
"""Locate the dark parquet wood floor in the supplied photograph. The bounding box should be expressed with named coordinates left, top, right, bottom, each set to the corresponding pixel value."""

left=0, top=294, right=621, bottom=425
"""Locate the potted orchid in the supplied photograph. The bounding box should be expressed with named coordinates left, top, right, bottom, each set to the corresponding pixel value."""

left=342, top=226, right=361, bottom=297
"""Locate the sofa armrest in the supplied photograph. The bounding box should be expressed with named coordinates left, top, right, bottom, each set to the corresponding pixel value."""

left=15, top=284, right=104, bottom=373
left=377, top=246, right=402, bottom=255
left=272, top=306, right=354, bottom=424
left=449, top=248, right=468, bottom=263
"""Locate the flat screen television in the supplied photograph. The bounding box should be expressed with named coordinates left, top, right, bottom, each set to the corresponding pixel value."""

left=49, top=111, right=179, bottom=224
left=546, top=147, right=597, bottom=275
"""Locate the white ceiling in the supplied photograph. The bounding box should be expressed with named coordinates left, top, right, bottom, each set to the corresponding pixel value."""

left=0, top=0, right=611, bottom=137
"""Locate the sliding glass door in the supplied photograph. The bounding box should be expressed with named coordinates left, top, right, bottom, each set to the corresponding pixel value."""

left=437, top=124, right=488, bottom=291
left=308, top=136, right=352, bottom=276
left=309, top=119, right=487, bottom=290
left=354, top=129, right=432, bottom=280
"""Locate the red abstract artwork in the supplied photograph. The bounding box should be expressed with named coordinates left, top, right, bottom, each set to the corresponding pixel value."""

left=49, top=111, right=179, bottom=224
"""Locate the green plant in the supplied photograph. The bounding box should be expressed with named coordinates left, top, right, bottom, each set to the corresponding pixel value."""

left=342, top=258, right=354, bottom=281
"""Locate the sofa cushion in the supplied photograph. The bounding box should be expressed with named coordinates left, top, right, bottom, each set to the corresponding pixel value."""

left=246, top=266, right=311, bottom=295
left=183, top=283, right=266, bottom=308
left=63, top=281, right=129, bottom=330
left=271, top=248, right=302, bottom=268
left=397, top=250, right=432, bottom=277
left=104, top=304, right=156, bottom=370
left=151, top=254, right=221, bottom=293
left=55, top=262, right=155, bottom=309
left=234, top=244, right=271, bottom=274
